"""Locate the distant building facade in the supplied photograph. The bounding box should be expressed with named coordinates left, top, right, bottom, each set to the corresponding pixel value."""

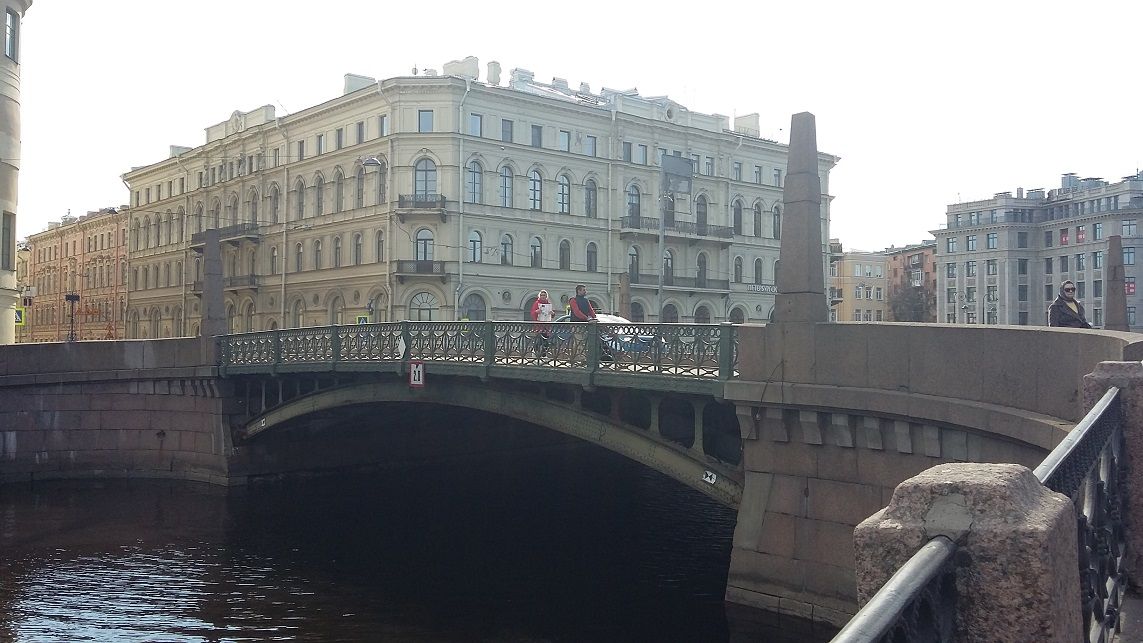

left=1, top=0, right=33, bottom=344
left=933, top=173, right=1143, bottom=329
left=884, top=240, right=937, bottom=322
left=23, top=208, right=129, bottom=341
left=119, top=58, right=838, bottom=337
left=828, top=240, right=890, bottom=322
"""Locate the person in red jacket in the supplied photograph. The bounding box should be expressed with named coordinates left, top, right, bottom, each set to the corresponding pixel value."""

left=569, top=284, right=596, bottom=321
left=530, top=289, right=554, bottom=356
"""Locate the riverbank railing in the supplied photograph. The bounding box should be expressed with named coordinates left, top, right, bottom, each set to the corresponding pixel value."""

left=219, top=320, right=738, bottom=392
left=833, top=386, right=1126, bottom=643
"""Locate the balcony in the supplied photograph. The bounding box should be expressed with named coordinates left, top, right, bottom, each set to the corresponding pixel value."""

left=225, top=275, right=258, bottom=290
left=625, top=272, right=729, bottom=291
left=395, top=260, right=448, bottom=284
left=619, top=215, right=734, bottom=242
left=190, top=223, right=261, bottom=251
left=396, top=194, right=448, bottom=223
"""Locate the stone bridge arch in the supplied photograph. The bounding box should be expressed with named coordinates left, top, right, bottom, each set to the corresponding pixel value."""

left=239, top=378, right=744, bottom=507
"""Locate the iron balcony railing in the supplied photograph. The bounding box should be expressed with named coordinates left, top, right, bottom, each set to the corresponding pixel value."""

left=834, top=387, right=1125, bottom=643
left=395, top=260, right=447, bottom=275
left=190, top=223, right=260, bottom=246
left=224, top=275, right=258, bottom=289
left=398, top=194, right=447, bottom=209
left=618, top=216, right=734, bottom=239
left=218, top=320, right=740, bottom=389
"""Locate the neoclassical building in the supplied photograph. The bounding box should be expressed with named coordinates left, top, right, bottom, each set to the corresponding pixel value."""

left=1, top=0, right=32, bottom=344
left=121, top=57, right=838, bottom=337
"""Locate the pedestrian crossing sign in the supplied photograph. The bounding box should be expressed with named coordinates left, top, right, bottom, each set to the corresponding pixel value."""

left=14, top=307, right=26, bottom=326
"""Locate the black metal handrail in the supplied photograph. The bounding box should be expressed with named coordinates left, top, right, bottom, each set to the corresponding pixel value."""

left=836, top=386, right=1125, bottom=642
left=398, top=194, right=447, bottom=208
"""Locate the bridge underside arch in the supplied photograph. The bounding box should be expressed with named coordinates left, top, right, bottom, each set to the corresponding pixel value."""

left=240, top=379, right=743, bottom=507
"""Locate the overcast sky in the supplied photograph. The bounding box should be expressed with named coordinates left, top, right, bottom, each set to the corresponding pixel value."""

left=14, top=0, right=1143, bottom=251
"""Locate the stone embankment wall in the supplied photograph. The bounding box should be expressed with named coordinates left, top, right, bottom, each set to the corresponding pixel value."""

left=0, top=339, right=233, bottom=484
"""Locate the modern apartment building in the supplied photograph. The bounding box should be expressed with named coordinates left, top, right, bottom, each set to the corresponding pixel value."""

left=827, top=240, right=890, bottom=322
left=22, top=207, right=129, bottom=341
left=933, top=172, right=1143, bottom=329
left=884, top=240, right=937, bottom=322
left=1, top=0, right=32, bottom=344
left=120, top=57, right=838, bottom=338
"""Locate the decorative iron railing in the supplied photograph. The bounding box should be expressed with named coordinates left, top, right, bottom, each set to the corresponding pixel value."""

left=834, top=387, right=1125, bottom=643
left=398, top=194, right=447, bottom=209
left=219, top=320, right=739, bottom=385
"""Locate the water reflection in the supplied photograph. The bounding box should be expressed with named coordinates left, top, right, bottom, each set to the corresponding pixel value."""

left=0, top=444, right=835, bottom=642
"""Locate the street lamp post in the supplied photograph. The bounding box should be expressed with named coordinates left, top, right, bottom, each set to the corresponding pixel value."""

left=65, top=293, right=80, bottom=342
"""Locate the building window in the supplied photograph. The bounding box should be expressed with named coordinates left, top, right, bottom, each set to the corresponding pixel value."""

left=733, top=162, right=743, bottom=181
left=529, top=170, right=543, bottom=210
left=501, top=234, right=513, bottom=266
left=622, top=142, right=633, bottom=162
left=296, top=140, right=305, bottom=162
left=414, top=159, right=437, bottom=198
left=733, top=201, right=743, bottom=235
left=1018, top=284, right=1027, bottom=301
left=4, top=9, right=19, bottom=61
left=468, top=230, right=482, bottom=263
left=1130, top=307, right=1137, bottom=326
left=379, top=114, right=390, bottom=136
left=1017, top=231, right=1028, bottom=248
left=584, top=180, right=598, bottom=218
left=502, top=119, right=513, bottom=143
left=706, top=157, right=715, bottom=176
left=947, top=237, right=958, bottom=252
left=466, top=161, right=483, bottom=204
left=332, top=237, right=342, bottom=268
left=418, top=110, right=433, bottom=133
left=966, top=235, right=977, bottom=251
left=314, top=176, right=325, bottom=215
left=415, top=229, right=433, bottom=261
left=1094, top=308, right=1103, bottom=326
left=469, top=113, right=483, bottom=137
left=356, top=121, right=366, bottom=144
left=986, top=233, right=997, bottom=249
left=1095, top=280, right=1103, bottom=298
left=585, top=136, right=597, bottom=157
left=531, top=124, right=543, bottom=147
left=947, top=288, right=957, bottom=303
left=559, top=240, right=571, bottom=270
left=463, top=293, right=487, bottom=321
left=754, top=204, right=763, bottom=236
left=1124, top=220, right=1138, bottom=236
left=313, top=240, right=323, bottom=269
left=1127, top=276, right=1137, bottom=296
left=1094, top=251, right=1104, bottom=269
left=530, top=236, right=543, bottom=268
left=316, top=134, right=325, bottom=155
left=1060, top=255, right=1069, bottom=272
left=636, top=144, right=648, bottom=164
left=1059, top=228, right=1069, bottom=245
left=986, top=259, right=997, bottom=276
left=295, top=243, right=304, bottom=273
left=586, top=242, right=598, bottom=272
left=353, top=234, right=363, bottom=265
left=375, top=231, right=384, bottom=262
left=410, top=291, right=438, bottom=321
left=559, top=130, right=570, bottom=152
left=1044, top=258, right=1053, bottom=274
left=1044, top=231, right=1053, bottom=248
left=1126, top=247, right=1136, bottom=266
left=946, top=263, right=956, bottom=278
left=626, top=185, right=641, bottom=217
left=1077, top=225, right=1086, bottom=243
left=500, top=167, right=513, bottom=208
left=875, top=287, right=883, bottom=301
left=966, top=261, right=977, bottom=277
left=772, top=205, right=781, bottom=240
left=557, top=175, right=571, bottom=214
left=734, top=256, right=743, bottom=283
left=1094, top=223, right=1104, bottom=240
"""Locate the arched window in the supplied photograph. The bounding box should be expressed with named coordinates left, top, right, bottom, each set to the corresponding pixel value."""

left=353, top=233, right=363, bottom=265
left=249, top=189, right=259, bottom=224
left=314, top=176, right=325, bottom=215
left=142, top=216, right=151, bottom=248
left=410, top=291, right=439, bottom=321
left=415, top=229, right=434, bottom=261
left=626, top=185, right=641, bottom=217
left=734, top=256, right=743, bottom=283
left=355, top=170, right=365, bottom=209
left=696, top=195, right=708, bottom=234
left=468, top=230, right=482, bottom=263
left=270, top=187, right=280, bottom=224
left=294, top=180, right=306, bottom=220
left=313, top=239, right=322, bottom=270
left=333, top=171, right=344, bottom=213
left=193, top=204, right=204, bottom=233
left=630, top=301, right=645, bottom=322
left=163, top=213, right=172, bottom=245
left=333, top=236, right=342, bottom=268
left=132, top=219, right=141, bottom=250
left=142, top=266, right=149, bottom=289
left=773, top=205, right=782, bottom=240
left=694, top=305, right=711, bottom=324
left=663, top=195, right=676, bottom=226
left=500, top=166, right=514, bottom=207
left=528, top=170, right=542, bottom=210
left=294, top=242, right=303, bottom=273
left=557, top=175, right=570, bottom=214
left=375, top=231, right=384, bottom=262
left=466, top=161, right=483, bottom=204
left=755, top=258, right=764, bottom=284
left=628, top=246, right=639, bottom=283
left=163, top=263, right=171, bottom=287
left=733, top=200, right=743, bottom=235
left=663, top=249, right=674, bottom=285
left=244, top=302, right=255, bottom=332
left=661, top=303, right=679, bottom=323
left=375, top=161, right=387, bottom=205
left=270, top=246, right=279, bottom=275
left=697, top=253, right=708, bottom=288
left=228, top=195, right=239, bottom=227
left=211, top=199, right=220, bottom=228
left=414, top=159, right=437, bottom=199
left=291, top=299, right=304, bottom=328
left=500, top=234, right=513, bottom=266
left=175, top=207, right=185, bottom=243
left=530, top=236, right=543, bottom=268
left=559, top=240, right=571, bottom=270
left=584, top=180, right=597, bottom=218
left=462, top=293, right=487, bottom=321
left=329, top=296, right=344, bottom=325
left=753, top=203, right=763, bottom=237
left=586, top=242, right=598, bottom=272
left=730, top=307, right=745, bottom=324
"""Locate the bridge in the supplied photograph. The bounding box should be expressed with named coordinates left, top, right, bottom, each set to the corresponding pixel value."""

left=5, top=112, right=1143, bottom=640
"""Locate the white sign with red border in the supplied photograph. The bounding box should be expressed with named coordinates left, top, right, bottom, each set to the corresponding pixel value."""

left=409, top=360, right=425, bottom=388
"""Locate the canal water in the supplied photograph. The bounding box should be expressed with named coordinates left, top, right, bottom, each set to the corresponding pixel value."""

left=0, top=430, right=837, bottom=642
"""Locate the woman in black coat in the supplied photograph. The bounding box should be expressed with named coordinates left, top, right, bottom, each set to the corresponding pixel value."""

left=1047, top=280, right=1092, bottom=328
